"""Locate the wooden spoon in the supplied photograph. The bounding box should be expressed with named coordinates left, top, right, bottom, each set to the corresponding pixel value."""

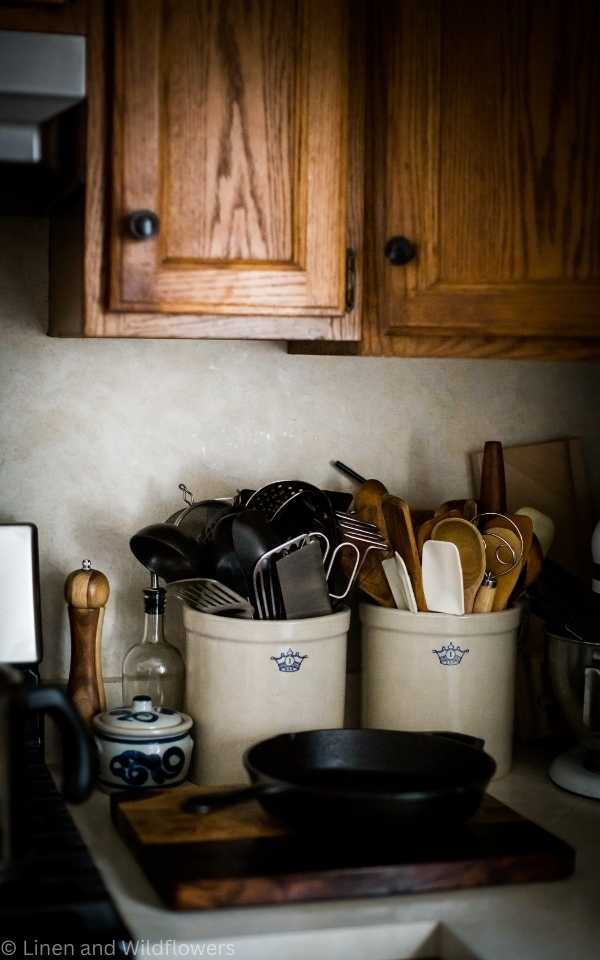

left=418, top=509, right=461, bottom=557
left=382, top=496, right=428, bottom=612
left=484, top=526, right=523, bottom=611
left=431, top=518, right=486, bottom=614
left=434, top=498, right=478, bottom=522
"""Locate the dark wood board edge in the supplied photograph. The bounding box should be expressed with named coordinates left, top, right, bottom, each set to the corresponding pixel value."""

left=144, top=845, right=576, bottom=911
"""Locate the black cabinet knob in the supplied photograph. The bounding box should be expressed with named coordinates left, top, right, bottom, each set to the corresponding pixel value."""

left=384, top=235, right=416, bottom=266
left=127, top=210, right=160, bottom=240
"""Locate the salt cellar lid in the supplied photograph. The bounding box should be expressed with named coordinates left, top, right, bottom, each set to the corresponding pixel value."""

left=93, top=695, right=192, bottom=739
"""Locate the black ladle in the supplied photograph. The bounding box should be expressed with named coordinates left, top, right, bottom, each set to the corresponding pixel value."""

left=129, top=523, right=203, bottom=582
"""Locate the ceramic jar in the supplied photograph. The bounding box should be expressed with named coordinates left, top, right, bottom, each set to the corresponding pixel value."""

left=93, top=694, right=193, bottom=791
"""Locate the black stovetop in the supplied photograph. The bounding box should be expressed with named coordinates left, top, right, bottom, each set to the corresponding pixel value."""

left=2, top=758, right=130, bottom=951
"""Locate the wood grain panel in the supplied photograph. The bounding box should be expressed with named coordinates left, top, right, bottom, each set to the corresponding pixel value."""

left=441, top=0, right=600, bottom=284
left=373, top=0, right=600, bottom=344
left=162, top=0, right=295, bottom=262
left=111, top=0, right=349, bottom=317
left=49, top=0, right=363, bottom=341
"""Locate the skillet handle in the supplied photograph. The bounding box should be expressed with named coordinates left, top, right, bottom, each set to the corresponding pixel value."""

left=429, top=731, right=485, bottom=751
left=182, top=783, right=284, bottom=815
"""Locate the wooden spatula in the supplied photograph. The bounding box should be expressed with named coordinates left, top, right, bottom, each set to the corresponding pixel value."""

left=352, top=478, right=394, bottom=606
left=382, top=496, right=428, bottom=612
left=431, top=518, right=486, bottom=614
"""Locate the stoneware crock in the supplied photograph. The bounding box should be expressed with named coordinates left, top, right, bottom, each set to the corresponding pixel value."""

left=93, top=694, right=193, bottom=791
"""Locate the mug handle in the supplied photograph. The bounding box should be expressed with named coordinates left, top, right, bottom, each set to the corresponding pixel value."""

left=26, top=687, right=96, bottom=803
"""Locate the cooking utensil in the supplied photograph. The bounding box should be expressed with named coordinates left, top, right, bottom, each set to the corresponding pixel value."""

left=381, top=496, right=428, bottom=612
left=417, top=508, right=462, bottom=557
left=252, top=534, right=308, bottom=619
left=478, top=441, right=507, bottom=515
left=270, top=487, right=337, bottom=546
left=327, top=513, right=390, bottom=601
left=434, top=499, right=478, bottom=522
left=166, top=483, right=235, bottom=541
left=275, top=540, right=332, bottom=620
left=183, top=729, right=496, bottom=831
left=483, top=513, right=532, bottom=606
left=472, top=570, right=498, bottom=613
left=485, top=526, right=524, bottom=611
left=246, top=480, right=323, bottom=520
left=331, top=461, right=366, bottom=483
left=351, top=479, right=394, bottom=606
left=382, top=553, right=418, bottom=612
left=130, top=523, right=203, bottom=582
left=167, top=578, right=254, bottom=618
left=431, top=517, right=486, bottom=614
left=205, top=513, right=251, bottom=600
left=516, top=507, right=555, bottom=557
left=65, top=559, right=109, bottom=726
left=422, top=540, right=464, bottom=615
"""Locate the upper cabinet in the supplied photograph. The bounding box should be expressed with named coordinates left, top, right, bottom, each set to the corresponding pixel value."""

left=49, top=0, right=363, bottom=340
left=111, top=0, right=350, bottom=319
left=43, top=0, right=600, bottom=353
left=295, top=0, right=600, bottom=359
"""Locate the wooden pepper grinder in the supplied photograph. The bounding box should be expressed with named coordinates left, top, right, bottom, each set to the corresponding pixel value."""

left=65, top=559, right=109, bottom=726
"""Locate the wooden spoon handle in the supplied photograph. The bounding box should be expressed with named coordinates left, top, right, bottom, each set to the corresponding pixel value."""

left=473, top=577, right=497, bottom=613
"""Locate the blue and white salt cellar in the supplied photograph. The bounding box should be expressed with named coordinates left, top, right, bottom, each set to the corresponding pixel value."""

left=93, top=694, right=193, bottom=791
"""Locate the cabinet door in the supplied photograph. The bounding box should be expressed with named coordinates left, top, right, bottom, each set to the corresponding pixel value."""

left=373, top=0, right=600, bottom=341
left=110, top=0, right=349, bottom=317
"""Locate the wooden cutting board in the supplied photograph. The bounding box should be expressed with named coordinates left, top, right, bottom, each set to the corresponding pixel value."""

left=470, top=437, right=594, bottom=578
left=112, top=785, right=574, bottom=911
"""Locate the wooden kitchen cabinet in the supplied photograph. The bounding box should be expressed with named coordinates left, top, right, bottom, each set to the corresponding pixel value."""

left=49, top=0, right=363, bottom=340
left=293, top=0, right=600, bottom=359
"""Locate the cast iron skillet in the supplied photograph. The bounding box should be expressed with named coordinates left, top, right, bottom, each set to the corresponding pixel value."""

left=183, top=729, right=496, bottom=832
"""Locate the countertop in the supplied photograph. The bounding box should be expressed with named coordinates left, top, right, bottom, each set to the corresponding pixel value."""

left=64, top=749, right=599, bottom=960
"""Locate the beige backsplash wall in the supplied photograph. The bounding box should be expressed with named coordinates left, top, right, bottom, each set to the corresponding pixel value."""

left=1, top=217, right=599, bottom=683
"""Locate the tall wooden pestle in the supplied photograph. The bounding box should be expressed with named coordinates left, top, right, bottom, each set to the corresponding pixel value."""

left=479, top=441, right=507, bottom=515
left=65, top=559, right=109, bottom=726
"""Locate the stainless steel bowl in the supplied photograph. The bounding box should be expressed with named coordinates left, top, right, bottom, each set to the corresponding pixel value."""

left=548, top=631, right=600, bottom=738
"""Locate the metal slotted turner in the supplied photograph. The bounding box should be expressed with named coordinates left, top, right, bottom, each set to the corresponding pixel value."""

left=168, top=579, right=254, bottom=618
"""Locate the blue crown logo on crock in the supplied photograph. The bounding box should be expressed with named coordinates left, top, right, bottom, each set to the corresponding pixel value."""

left=433, top=641, right=469, bottom=666
left=270, top=648, right=308, bottom=672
